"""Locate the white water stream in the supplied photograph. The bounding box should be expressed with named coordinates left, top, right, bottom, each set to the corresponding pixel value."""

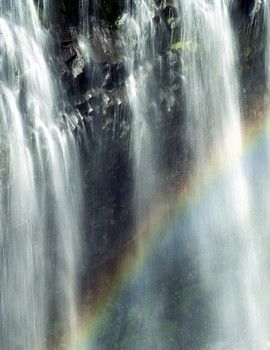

left=0, top=1, right=82, bottom=349
left=180, top=0, right=270, bottom=348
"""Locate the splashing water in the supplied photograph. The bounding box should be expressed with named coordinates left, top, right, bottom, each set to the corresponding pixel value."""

left=0, top=1, right=82, bottom=349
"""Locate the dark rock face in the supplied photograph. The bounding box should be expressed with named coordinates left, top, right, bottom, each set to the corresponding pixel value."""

left=236, top=0, right=256, bottom=15
left=50, top=23, right=133, bottom=278
left=49, top=0, right=266, bottom=284
left=231, top=1, right=266, bottom=122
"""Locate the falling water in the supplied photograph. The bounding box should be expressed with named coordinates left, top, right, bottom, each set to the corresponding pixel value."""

left=78, top=0, right=98, bottom=63
left=180, top=0, right=269, bottom=348
left=265, top=1, right=270, bottom=90
left=0, top=1, right=82, bottom=349
left=4, top=0, right=270, bottom=349
left=111, top=2, right=166, bottom=348
left=79, top=0, right=90, bottom=39
left=122, top=0, right=158, bottom=224
left=78, top=0, right=91, bottom=62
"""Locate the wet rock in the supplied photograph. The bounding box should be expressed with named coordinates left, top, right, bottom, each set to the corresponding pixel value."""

left=161, top=4, right=178, bottom=19
left=60, top=42, right=77, bottom=63
left=75, top=100, right=91, bottom=115
left=71, top=47, right=85, bottom=77
left=102, top=62, right=125, bottom=90
left=154, top=0, right=162, bottom=6
left=90, top=36, right=109, bottom=63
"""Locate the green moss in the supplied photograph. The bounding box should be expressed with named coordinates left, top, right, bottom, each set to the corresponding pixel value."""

left=170, top=40, right=199, bottom=53
left=167, top=16, right=175, bottom=25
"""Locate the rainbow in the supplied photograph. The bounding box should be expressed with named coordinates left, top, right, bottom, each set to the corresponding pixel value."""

left=60, top=113, right=269, bottom=350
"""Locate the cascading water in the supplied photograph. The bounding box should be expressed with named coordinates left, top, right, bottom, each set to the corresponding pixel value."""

left=78, top=0, right=98, bottom=63
left=3, top=0, right=270, bottom=349
left=78, top=0, right=91, bottom=61
left=101, top=2, right=169, bottom=348
left=265, top=0, right=270, bottom=90
left=180, top=0, right=269, bottom=348
left=79, top=0, right=90, bottom=39
left=122, top=0, right=158, bottom=224
left=0, top=1, right=82, bottom=349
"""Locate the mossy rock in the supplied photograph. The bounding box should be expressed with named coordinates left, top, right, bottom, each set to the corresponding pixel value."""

left=170, top=40, right=199, bottom=53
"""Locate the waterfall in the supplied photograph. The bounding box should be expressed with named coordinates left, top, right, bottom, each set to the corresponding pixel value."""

left=78, top=0, right=98, bottom=63
left=180, top=0, right=268, bottom=348
left=265, top=1, right=270, bottom=89
left=110, top=2, right=166, bottom=348
left=79, top=0, right=90, bottom=39
left=3, top=0, right=270, bottom=349
left=78, top=0, right=92, bottom=62
left=122, top=0, right=158, bottom=224
left=0, top=1, right=82, bottom=349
